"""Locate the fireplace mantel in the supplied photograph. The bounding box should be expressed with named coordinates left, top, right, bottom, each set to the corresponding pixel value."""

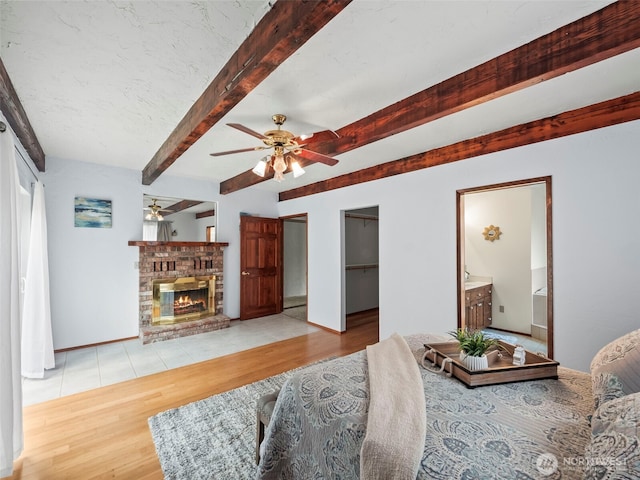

left=128, top=241, right=229, bottom=247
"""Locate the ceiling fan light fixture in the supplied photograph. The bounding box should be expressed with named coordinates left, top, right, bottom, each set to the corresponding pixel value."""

left=145, top=211, right=164, bottom=221
left=212, top=114, right=339, bottom=183
left=291, top=160, right=305, bottom=178
left=272, top=151, right=287, bottom=182
left=252, top=157, right=268, bottom=177
left=145, top=199, right=164, bottom=221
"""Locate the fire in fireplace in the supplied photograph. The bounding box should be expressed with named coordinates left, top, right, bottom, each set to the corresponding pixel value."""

left=152, top=276, right=215, bottom=325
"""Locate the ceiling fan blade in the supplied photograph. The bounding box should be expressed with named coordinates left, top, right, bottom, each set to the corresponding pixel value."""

left=295, top=148, right=339, bottom=166
left=293, top=129, right=339, bottom=145
left=209, top=146, right=265, bottom=156
left=227, top=123, right=268, bottom=140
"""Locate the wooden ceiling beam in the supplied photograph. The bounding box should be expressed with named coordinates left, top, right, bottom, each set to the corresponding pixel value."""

left=221, top=1, right=640, bottom=194
left=279, top=92, right=640, bottom=201
left=141, top=0, right=352, bottom=185
left=163, top=199, right=202, bottom=216
left=0, top=56, right=45, bottom=171
left=195, top=209, right=215, bottom=220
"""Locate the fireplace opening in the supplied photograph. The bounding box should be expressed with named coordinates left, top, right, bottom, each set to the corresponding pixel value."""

left=152, top=276, right=215, bottom=325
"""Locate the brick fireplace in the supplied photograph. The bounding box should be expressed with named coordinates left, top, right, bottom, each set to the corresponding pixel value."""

left=128, top=241, right=230, bottom=343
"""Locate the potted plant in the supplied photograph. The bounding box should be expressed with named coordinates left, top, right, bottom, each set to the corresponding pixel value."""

left=449, top=328, right=501, bottom=371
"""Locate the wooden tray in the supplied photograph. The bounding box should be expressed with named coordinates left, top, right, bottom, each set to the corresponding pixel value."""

left=423, top=340, right=559, bottom=388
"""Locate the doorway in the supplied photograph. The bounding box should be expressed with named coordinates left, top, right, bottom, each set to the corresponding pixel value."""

left=457, top=177, right=553, bottom=358
left=342, top=206, right=379, bottom=331
left=282, top=214, right=308, bottom=321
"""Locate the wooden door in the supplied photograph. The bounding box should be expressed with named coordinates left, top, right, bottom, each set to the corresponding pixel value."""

left=240, top=216, right=282, bottom=320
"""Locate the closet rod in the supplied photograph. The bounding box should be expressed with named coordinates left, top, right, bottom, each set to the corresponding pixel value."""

left=0, top=120, right=38, bottom=181
left=0, top=119, right=39, bottom=181
left=345, top=213, right=378, bottom=221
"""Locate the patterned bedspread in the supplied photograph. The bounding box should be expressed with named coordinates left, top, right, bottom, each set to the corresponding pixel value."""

left=256, top=334, right=593, bottom=479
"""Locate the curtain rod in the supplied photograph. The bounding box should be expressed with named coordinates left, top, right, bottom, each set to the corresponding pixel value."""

left=0, top=119, right=39, bottom=181
left=16, top=147, right=38, bottom=182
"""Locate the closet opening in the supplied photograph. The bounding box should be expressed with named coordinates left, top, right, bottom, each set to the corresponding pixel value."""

left=342, top=206, right=379, bottom=331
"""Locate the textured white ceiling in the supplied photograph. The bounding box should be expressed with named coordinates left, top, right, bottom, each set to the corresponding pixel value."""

left=1, top=0, right=637, bottom=194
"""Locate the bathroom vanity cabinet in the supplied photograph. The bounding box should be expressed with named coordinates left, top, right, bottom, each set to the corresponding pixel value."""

left=465, top=283, right=492, bottom=330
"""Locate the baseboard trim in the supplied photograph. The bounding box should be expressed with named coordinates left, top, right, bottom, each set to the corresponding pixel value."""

left=307, top=321, right=342, bottom=335
left=55, top=336, right=139, bottom=354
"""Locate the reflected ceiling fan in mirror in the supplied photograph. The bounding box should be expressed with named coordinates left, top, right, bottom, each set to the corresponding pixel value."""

left=209, top=114, right=339, bottom=182
left=144, top=198, right=172, bottom=221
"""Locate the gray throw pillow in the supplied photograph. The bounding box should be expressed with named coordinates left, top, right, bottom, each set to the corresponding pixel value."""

left=590, top=329, right=640, bottom=410
left=585, top=393, right=640, bottom=479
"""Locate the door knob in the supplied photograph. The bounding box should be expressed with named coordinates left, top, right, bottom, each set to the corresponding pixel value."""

left=241, top=271, right=250, bottom=276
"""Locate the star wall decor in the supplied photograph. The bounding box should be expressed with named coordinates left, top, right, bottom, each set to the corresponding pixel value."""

left=483, top=225, right=502, bottom=241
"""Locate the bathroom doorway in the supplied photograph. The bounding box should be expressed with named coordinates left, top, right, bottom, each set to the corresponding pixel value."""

left=457, top=177, right=553, bottom=358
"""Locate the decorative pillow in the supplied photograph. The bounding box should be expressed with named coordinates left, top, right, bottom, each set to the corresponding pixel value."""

left=584, top=393, right=640, bottom=479
left=590, top=329, right=640, bottom=410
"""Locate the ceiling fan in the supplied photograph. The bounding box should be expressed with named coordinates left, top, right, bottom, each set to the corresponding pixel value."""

left=209, top=114, right=339, bottom=181
left=144, top=198, right=172, bottom=221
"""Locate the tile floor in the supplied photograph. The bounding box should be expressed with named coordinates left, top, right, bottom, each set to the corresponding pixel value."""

left=22, top=312, right=315, bottom=407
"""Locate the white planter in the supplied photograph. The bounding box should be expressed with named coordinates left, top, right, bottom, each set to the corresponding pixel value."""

left=463, top=354, right=489, bottom=371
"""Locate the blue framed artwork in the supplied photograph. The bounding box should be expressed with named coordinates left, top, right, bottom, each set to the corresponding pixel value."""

left=74, top=197, right=112, bottom=228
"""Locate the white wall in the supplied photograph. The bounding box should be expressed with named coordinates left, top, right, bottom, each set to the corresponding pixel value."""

left=42, top=158, right=141, bottom=349
left=278, top=120, right=640, bottom=372
left=42, top=158, right=277, bottom=349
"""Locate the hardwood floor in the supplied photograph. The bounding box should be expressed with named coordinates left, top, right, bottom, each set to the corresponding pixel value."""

left=346, top=308, right=379, bottom=329
left=5, top=317, right=379, bottom=480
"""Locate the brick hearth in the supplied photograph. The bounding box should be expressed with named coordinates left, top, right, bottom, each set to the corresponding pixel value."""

left=129, top=241, right=230, bottom=344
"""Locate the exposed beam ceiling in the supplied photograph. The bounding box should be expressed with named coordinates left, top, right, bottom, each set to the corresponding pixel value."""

left=2, top=1, right=638, bottom=197
left=221, top=0, right=640, bottom=195
left=141, top=0, right=352, bottom=186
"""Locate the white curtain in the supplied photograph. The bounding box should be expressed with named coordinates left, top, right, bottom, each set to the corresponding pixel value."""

left=143, top=220, right=158, bottom=241
left=21, top=180, right=54, bottom=378
left=0, top=117, right=24, bottom=477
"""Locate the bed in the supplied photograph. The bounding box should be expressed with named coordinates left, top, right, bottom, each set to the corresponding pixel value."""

left=256, top=331, right=640, bottom=479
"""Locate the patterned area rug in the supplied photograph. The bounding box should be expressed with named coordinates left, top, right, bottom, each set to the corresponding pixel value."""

left=148, top=359, right=331, bottom=479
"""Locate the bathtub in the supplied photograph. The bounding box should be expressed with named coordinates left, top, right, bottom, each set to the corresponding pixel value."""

left=531, top=287, right=547, bottom=341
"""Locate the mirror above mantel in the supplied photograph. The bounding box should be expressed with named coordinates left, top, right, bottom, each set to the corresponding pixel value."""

left=142, top=194, right=217, bottom=242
